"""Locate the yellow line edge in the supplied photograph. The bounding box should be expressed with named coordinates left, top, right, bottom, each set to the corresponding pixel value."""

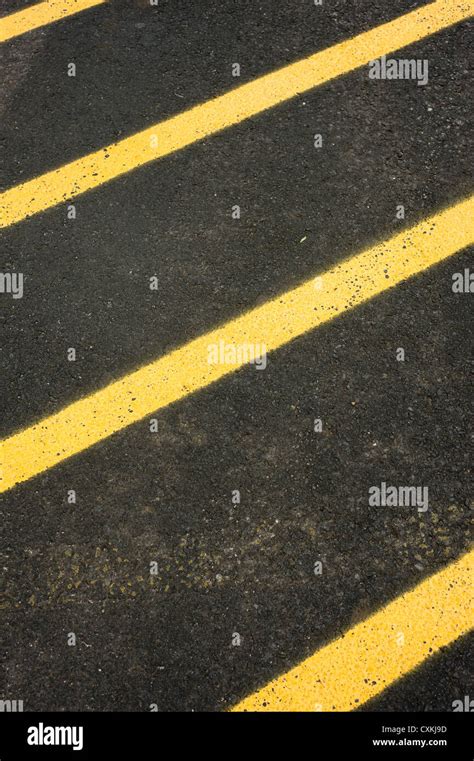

left=0, top=0, right=472, bottom=227
left=230, top=548, right=474, bottom=711
left=0, top=0, right=107, bottom=44
left=1, top=194, right=473, bottom=494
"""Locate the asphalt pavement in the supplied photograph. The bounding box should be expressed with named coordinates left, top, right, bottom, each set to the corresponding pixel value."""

left=0, top=0, right=472, bottom=712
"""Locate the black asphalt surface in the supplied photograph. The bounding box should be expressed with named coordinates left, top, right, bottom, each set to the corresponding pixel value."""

left=1, top=0, right=473, bottom=712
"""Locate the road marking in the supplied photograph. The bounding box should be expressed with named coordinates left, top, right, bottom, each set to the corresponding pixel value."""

left=0, top=0, right=107, bottom=43
left=231, top=549, right=474, bottom=711
left=1, top=195, right=472, bottom=493
left=1, top=0, right=472, bottom=228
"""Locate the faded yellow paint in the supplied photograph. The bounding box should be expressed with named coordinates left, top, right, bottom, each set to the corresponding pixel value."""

left=0, top=0, right=107, bottom=43
left=0, top=0, right=472, bottom=227
left=231, top=549, right=474, bottom=711
left=1, top=195, right=473, bottom=492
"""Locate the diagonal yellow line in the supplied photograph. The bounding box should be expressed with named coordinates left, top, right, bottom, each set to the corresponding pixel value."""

left=0, top=0, right=107, bottom=43
left=1, top=195, right=473, bottom=493
left=0, top=0, right=472, bottom=228
left=231, top=549, right=474, bottom=711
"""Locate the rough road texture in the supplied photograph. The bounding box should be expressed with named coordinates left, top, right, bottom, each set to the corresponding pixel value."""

left=1, top=0, right=472, bottom=712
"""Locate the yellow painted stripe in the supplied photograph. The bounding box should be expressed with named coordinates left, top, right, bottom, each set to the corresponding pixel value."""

left=1, top=195, right=473, bottom=493
left=231, top=549, right=474, bottom=711
left=1, top=0, right=472, bottom=228
left=0, top=0, right=107, bottom=43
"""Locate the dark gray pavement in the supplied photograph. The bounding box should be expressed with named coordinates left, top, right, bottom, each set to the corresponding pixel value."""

left=0, top=0, right=472, bottom=712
